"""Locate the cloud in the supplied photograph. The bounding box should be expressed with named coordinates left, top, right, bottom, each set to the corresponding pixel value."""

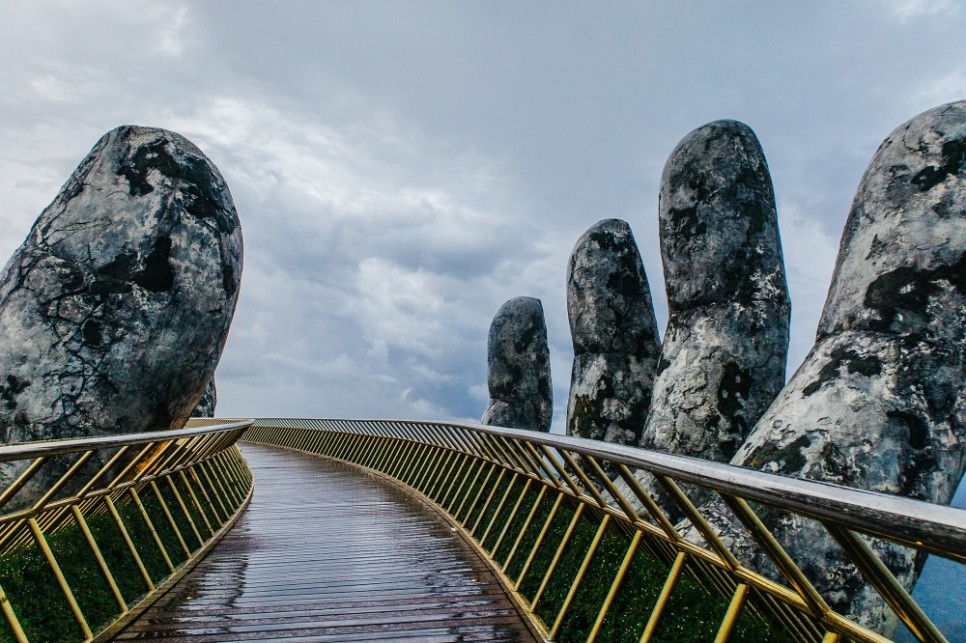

left=911, top=67, right=966, bottom=111
left=158, top=5, right=189, bottom=55
left=0, top=1, right=964, bottom=435
left=140, top=90, right=552, bottom=423
left=885, top=0, right=958, bottom=22
left=774, top=200, right=840, bottom=374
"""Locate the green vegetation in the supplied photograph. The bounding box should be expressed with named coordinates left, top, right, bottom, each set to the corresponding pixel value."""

left=426, top=460, right=789, bottom=643
left=511, top=497, right=785, bottom=641
left=344, top=440, right=795, bottom=643
left=0, top=474, right=241, bottom=643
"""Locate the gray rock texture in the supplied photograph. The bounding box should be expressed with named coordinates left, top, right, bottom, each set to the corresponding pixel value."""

left=640, top=120, right=790, bottom=470
left=0, top=125, right=242, bottom=500
left=481, top=297, right=552, bottom=432
left=566, top=219, right=660, bottom=446
left=703, top=102, right=966, bottom=634
left=192, top=379, right=218, bottom=417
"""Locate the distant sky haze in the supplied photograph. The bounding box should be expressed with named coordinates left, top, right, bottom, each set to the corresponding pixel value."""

left=1, top=1, right=964, bottom=431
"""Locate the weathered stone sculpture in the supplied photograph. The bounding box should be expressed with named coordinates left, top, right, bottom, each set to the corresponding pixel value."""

left=192, top=379, right=218, bottom=417
left=640, top=120, right=790, bottom=473
left=702, top=101, right=966, bottom=634
left=0, top=125, right=242, bottom=496
left=481, top=297, right=553, bottom=432
left=566, top=219, right=660, bottom=446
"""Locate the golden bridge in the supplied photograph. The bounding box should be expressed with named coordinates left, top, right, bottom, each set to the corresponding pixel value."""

left=0, top=419, right=962, bottom=642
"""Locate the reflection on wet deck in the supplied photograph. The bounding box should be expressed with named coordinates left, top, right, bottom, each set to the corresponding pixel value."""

left=116, top=442, right=535, bottom=642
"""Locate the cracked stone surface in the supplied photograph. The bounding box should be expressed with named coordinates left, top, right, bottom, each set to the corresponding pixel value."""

left=192, top=379, right=217, bottom=417
left=566, top=219, right=660, bottom=446
left=481, top=297, right=552, bottom=432
left=697, top=101, right=966, bottom=635
left=0, top=125, right=242, bottom=501
left=637, top=120, right=790, bottom=508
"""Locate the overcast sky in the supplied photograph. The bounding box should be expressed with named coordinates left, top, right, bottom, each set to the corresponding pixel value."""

left=1, top=1, right=964, bottom=430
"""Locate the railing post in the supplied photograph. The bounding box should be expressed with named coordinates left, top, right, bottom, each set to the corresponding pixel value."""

left=70, top=505, right=127, bottom=611
left=640, top=551, right=687, bottom=641
left=587, top=529, right=643, bottom=643
left=531, top=503, right=586, bottom=610
left=28, top=517, right=93, bottom=639
left=129, top=487, right=176, bottom=574
left=104, top=494, right=156, bottom=590
left=150, top=480, right=192, bottom=557
left=550, top=514, right=612, bottom=639
left=0, top=583, right=27, bottom=643
left=514, top=491, right=564, bottom=590
left=178, top=471, right=214, bottom=536
left=166, top=477, right=204, bottom=547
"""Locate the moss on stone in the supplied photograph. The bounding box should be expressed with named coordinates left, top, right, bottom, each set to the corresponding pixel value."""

left=802, top=347, right=882, bottom=397
left=746, top=434, right=811, bottom=471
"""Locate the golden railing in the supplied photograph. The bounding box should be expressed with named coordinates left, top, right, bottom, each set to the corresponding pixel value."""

left=0, top=418, right=254, bottom=642
left=245, top=418, right=964, bottom=643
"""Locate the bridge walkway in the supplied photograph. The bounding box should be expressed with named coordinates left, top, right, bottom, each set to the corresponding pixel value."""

left=115, top=442, right=536, bottom=642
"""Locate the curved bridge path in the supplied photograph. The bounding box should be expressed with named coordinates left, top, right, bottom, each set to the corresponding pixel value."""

left=115, top=443, right=536, bottom=642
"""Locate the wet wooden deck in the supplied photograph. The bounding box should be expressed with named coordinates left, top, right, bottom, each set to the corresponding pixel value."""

left=116, top=442, right=536, bottom=642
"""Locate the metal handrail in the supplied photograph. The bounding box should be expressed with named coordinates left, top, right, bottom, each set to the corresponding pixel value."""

left=0, top=419, right=254, bottom=462
left=246, top=417, right=965, bottom=643
left=249, top=417, right=964, bottom=559
left=0, top=418, right=255, bottom=642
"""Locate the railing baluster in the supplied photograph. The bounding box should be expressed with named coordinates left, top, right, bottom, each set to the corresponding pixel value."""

left=452, top=459, right=486, bottom=521
left=470, top=468, right=507, bottom=535
left=398, top=441, right=426, bottom=485
left=714, top=583, right=749, bottom=643
left=718, top=494, right=830, bottom=618
left=425, top=448, right=458, bottom=500
left=531, top=503, right=585, bottom=610
left=217, top=450, right=245, bottom=501
left=0, top=583, right=28, bottom=643
left=369, top=437, right=394, bottom=473
left=439, top=453, right=471, bottom=510
left=166, top=477, right=204, bottom=547
left=461, top=463, right=498, bottom=527
left=825, top=524, right=946, bottom=643
left=129, top=487, right=176, bottom=573
left=503, top=484, right=547, bottom=572
left=150, top=480, right=192, bottom=557
left=70, top=504, right=127, bottom=611
left=640, top=550, right=687, bottom=641
left=196, top=460, right=231, bottom=519
left=189, top=466, right=226, bottom=523
left=559, top=450, right=608, bottom=508
left=412, top=445, right=444, bottom=493
left=28, top=517, right=93, bottom=639
left=514, top=491, right=564, bottom=591
left=480, top=472, right=519, bottom=547
left=388, top=440, right=416, bottom=480
left=332, top=432, right=351, bottom=459
left=0, top=457, right=48, bottom=512
left=587, top=529, right=643, bottom=642
left=179, top=471, right=214, bottom=536
left=357, top=435, right=379, bottom=466
left=490, top=477, right=533, bottom=555
left=550, top=514, right=611, bottom=638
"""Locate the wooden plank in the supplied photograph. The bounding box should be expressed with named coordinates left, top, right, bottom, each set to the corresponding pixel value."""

left=116, top=443, right=536, bottom=642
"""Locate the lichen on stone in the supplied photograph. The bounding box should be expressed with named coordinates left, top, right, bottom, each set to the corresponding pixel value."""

left=565, top=219, right=660, bottom=446
left=698, top=100, right=966, bottom=635
left=638, top=120, right=790, bottom=505
left=0, top=125, right=243, bottom=506
left=481, top=297, right=552, bottom=432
